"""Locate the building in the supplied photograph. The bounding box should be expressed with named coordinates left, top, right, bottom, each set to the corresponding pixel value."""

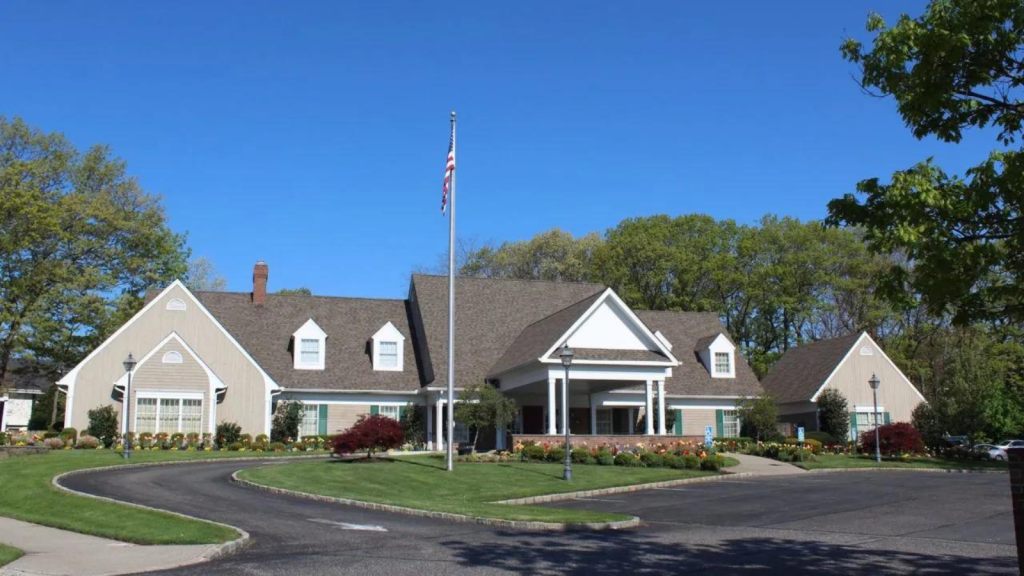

left=1, top=360, right=51, bottom=431
left=760, top=331, right=926, bottom=440
left=58, top=262, right=762, bottom=447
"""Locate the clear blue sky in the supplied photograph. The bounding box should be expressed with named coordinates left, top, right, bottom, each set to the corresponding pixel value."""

left=0, top=2, right=991, bottom=298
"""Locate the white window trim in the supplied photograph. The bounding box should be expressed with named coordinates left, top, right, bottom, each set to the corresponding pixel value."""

left=371, top=321, right=406, bottom=372
left=134, top=391, right=204, bottom=434
left=162, top=350, right=183, bottom=364
left=300, top=404, right=321, bottom=437
left=703, top=333, right=736, bottom=379
left=165, top=298, right=187, bottom=311
left=293, top=318, right=327, bottom=371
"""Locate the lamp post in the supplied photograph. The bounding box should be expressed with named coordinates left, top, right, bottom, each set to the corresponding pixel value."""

left=559, top=343, right=574, bottom=481
left=122, top=353, right=137, bottom=460
left=868, top=373, right=881, bottom=464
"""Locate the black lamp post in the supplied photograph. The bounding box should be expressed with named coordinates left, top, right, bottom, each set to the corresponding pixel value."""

left=559, top=343, right=574, bottom=481
left=122, top=353, right=137, bottom=459
left=869, top=373, right=881, bottom=464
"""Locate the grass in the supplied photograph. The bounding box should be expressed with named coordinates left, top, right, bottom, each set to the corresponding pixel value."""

left=239, top=454, right=719, bottom=524
left=796, top=453, right=1009, bottom=471
left=0, top=449, right=322, bottom=545
left=0, top=543, right=23, bottom=567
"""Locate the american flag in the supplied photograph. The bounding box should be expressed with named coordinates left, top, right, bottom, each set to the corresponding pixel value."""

left=441, top=125, right=455, bottom=214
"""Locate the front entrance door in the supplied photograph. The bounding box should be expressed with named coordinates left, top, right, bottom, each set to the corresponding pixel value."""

left=521, top=406, right=544, bottom=434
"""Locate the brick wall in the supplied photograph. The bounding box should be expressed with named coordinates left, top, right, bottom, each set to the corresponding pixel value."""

left=513, top=434, right=706, bottom=449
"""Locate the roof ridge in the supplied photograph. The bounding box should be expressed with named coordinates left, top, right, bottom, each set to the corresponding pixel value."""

left=412, top=273, right=607, bottom=289
left=195, top=291, right=407, bottom=304
left=510, top=290, right=605, bottom=334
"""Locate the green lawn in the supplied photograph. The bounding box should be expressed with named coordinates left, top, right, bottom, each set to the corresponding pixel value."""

left=797, top=453, right=1009, bottom=471
left=0, top=449, right=322, bottom=545
left=0, top=543, right=23, bottom=567
left=239, top=455, right=717, bottom=524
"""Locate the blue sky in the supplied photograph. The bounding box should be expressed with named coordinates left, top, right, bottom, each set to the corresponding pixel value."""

left=1, top=2, right=992, bottom=298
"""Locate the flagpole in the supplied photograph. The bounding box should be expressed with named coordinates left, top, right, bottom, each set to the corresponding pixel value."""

left=446, top=110, right=457, bottom=472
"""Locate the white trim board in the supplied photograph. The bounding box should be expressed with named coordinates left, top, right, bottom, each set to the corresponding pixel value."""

left=808, top=332, right=927, bottom=404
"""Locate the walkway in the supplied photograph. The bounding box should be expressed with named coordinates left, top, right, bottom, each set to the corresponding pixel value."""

left=724, top=452, right=808, bottom=475
left=0, top=517, right=223, bottom=576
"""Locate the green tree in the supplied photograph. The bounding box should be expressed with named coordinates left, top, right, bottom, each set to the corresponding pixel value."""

left=454, top=383, right=517, bottom=451
left=276, top=287, right=312, bottom=296
left=462, top=229, right=602, bottom=282
left=86, top=405, right=119, bottom=447
left=185, top=257, right=227, bottom=292
left=27, top=384, right=64, bottom=431
left=816, top=388, right=850, bottom=441
left=736, top=395, right=778, bottom=442
left=830, top=1, right=1024, bottom=323
left=0, top=117, right=187, bottom=384
left=400, top=404, right=425, bottom=448
left=271, top=400, right=304, bottom=442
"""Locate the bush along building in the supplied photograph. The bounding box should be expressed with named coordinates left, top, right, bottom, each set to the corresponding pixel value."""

left=57, top=261, right=762, bottom=449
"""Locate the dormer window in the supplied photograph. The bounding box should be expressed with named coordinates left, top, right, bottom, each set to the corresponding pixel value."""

left=372, top=321, right=405, bottom=372
left=292, top=319, right=327, bottom=370
left=700, top=333, right=736, bottom=379
left=714, top=352, right=731, bottom=375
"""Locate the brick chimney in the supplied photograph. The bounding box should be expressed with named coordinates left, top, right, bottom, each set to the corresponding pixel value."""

left=252, top=261, right=268, bottom=306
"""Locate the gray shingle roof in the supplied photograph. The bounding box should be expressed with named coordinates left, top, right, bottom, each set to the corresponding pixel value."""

left=2, top=360, right=53, bottom=394
left=195, top=292, right=423, bottom=392
left=410, top=275, right=606, bottom=388
left=760, top=332, right=863, bottom=403
left=635, top=310, right=762, bottom=397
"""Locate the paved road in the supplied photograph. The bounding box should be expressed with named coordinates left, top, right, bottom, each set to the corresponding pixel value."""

left=61, top=461, right=1018, bottom=575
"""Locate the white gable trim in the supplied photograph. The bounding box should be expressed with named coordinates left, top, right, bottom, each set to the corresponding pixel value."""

left=56, top=278, right=280, bottom=393
left=809, top=332, right=926, bottom=403
left=537, top=288, right=679, bottom=366
left=371, top=321, right=406, bottom=372
left=292, top=318, right=328, bottom=371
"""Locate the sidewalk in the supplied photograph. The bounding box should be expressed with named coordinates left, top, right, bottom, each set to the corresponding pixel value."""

left=724, top=453, right=807, bottom=476
left=0, top=517, right=224, bottom=576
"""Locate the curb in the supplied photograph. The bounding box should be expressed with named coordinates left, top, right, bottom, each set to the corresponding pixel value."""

left=495, top=471, right=756, bottom=505
left=804, top=466, right=1007, bottom=475
left=230, top=470, right=640, bottom=531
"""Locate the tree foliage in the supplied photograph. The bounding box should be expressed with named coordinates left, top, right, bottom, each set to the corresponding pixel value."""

left=86, top=405, right=119, bottom=448
left=831, top=1, right=1024, bottom=323
left=454, top=383, right=518, bottom=451
left=271, top=400, right=304, bottom=442
left=0, top=117, right=187, bottom=384
left=276, top=287, right=312, bottom=296
left=185, top=257, right=227, bottom=292
left=737, top=395, right=779, bottom=442
left=816, top=388, right=850, bottom=441
left=332, top=414, right=405, bottom=458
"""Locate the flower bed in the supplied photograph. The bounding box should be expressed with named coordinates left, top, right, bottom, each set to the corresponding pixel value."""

left=504, top=439, right=726, bottom=471
left=0, top=430, right=337, bottom=454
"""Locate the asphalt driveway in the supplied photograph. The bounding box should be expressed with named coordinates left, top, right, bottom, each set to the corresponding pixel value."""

left=60, top=461, right=1018, bottom=575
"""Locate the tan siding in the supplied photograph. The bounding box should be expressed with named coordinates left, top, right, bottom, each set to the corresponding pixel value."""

left=822, top=340, right=924, bottom=424
left=681, top=409, right=716, bottom=436
left=129, top=340, right=209, bottom=432
left=69, top=284, right=271, bottom=435
left=325, top=404, right=373, bottom=434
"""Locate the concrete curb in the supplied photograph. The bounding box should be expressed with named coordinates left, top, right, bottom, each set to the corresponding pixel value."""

left=495, top=471, right=756, bottom=505
left=231, top=470, right=640, bottom=531
left=805, top=466, right=1007, bottom=475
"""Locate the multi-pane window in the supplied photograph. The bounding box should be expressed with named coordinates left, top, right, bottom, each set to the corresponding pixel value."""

left=300, top=339, right=320, bottom=365
left=378, top=405, right=400, bottom=420
left=136, top=396, right=203, bottom=434
left=136, top=398, right=158, bottom=433
left=714, top=352, right=731, bottom=374
left=722, top=410, right=740, bottom=438
left=300, top=404, right=320, bottom=437
left=854, top=411, right=884, bottom=438
left=379, top=341, right=398, bottom=368
left=595, top=409, right=613, bottom=434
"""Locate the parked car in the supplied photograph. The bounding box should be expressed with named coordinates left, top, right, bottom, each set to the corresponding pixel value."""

left=944, top=435, right=970, bottom=448
left=972, top=444, right=998, bottom=459
left=988, top=440, right=1024, bottom=461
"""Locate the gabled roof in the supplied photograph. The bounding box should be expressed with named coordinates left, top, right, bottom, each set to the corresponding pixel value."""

left=410, top=274, right=606, bottom=388
left=635, top=311, right=762, bottom=397
left=195, top=291, right=421, bottom=392
left=2, top=359, right=53, bottom=394
left=760, top=332, right=863, bottom=403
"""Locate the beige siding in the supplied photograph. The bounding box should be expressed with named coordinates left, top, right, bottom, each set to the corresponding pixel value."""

left=67, top=283, right=272, bottom=435
left=129, top=340, right=210, bottom=432
left=681, top=409, right=716, bottom=436
left=325, top=404, right=373, bottom=434
left=820, top=338, right=925, bottom=424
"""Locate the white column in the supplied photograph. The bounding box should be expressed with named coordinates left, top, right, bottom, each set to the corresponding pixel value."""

left=435, top=395, right=445, bottom=451
left=547, top=376, right=558, bottom=435
left=426, top=397, right=434, bottom=450
left=644, top=380, right=654, bottom=435
left=657, top=381, right=667, bottom=436
left=589, top=395, right=597, bottom=436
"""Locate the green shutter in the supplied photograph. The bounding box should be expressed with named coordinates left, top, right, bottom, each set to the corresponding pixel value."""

left=370, top=405, right=379, bottom=416
left=397, top=406, right=404, bottom=421
left=674, top=410, right=683, bottom=436
left=715, top=409, right=724, bottom=438
left=883, top=412, right=891, bottom=425
left=318, top=404, right=328, bottom=435
left=850, top=412, right=858, bottom=441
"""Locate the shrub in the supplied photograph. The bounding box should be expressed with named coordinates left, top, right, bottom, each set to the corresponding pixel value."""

left=546, top=447, right=565, bottom=463
left=912, top=402, right=944, bottom=450
left=521, top=443, right=546, bottom=462
left=817, top=388, right=850, bottom=441
left=255, top=433, right=269, bottom=444
left=571, top=449, right=594, bottom=464
left=0, top=432, right=7, bottom=446
left=239, top=433, right=253, bottom=447
left=76, top=435, right=100, bottom=449
left=596, top=450, right=615, bottom=466
left=86, top=405, right=119, bottom=447
left=639, top=452, right=665, bottom=468
left=400, top=405, right=425, bottom=448
left=43, top=437, right=64, bottom=449
left=226, top=442, right=243, bottom=451
left=271, top=401, right=303, bottom=443
left=268, top=441, right=286, bottom=452
left=59, top=427, right=78, bottom=444
left=216, top=421, right=243, bottom=446
left=332, top=414, right=405, bottom=457
left=805, top=431, right=836, bottom=444
left=700, top=456, right=721, bottom=471
left=614, top=452, right=640, bottom=467
left=683, top=454, right=701, bottom=469
left=859, top=422, right=926, bottom=457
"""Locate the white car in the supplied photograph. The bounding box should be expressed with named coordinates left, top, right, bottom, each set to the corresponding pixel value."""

left=988, top=440, right=1024, bottom=461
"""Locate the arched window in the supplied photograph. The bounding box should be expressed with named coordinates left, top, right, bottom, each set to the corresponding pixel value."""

left=166, top=298, right=187, bottom=311
left=162, top=350, right=184, bottom=364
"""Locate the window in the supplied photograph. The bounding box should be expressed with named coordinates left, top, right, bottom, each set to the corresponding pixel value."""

left=162, top=351, right=183, bottom=364
left=722, top=410, right=740, bottom=438
left=378, top=405, right=400, bottom=420
left=853, top=411, right=887, bottom=438
left=714, top=352, right=731, bottom=374
left=135, top=396, right=203, bottom=434
left=596, top=409, right=613, bottom=435
left=300, top=339, right=320, bottom=365
left=859, top=346, right=874, bottom=356
left=378, top=342, right=399, bottom=368
left=165, top=298, right=187, bottom=311
left=300, top=404, right=320, bottom=437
